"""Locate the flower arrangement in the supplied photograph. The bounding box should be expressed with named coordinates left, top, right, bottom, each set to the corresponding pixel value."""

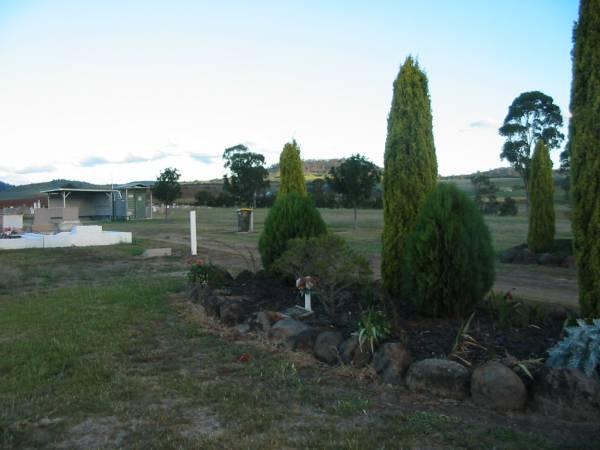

left=187, top=258, right=209, bottom=286
left=295, top=276, right=317, bottom=294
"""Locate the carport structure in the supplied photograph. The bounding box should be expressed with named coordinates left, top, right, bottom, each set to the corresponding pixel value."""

left=42, top=188, right=119, bottom=220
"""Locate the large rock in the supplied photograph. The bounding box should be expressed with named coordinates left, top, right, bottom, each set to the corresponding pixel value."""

left=339, top=335, right=359, bottom=364
left=268, top=319, right=309, bottom=342
left=253, top=310, right=279, bottom=333
left=530, top=367, right=600, bottom=422
left=314, top=331, right=343, bottom=364
left=219, top=301, right=250, bottom=326
left=339, top=335, right=373, bottom=368
left=406, top=358, right=470, bottom=400
left=202, top=293, right=223, bottom=318
left=372, top=342, right=412, bottom=384
left=471, top=362, right=526, bottom=411
left=290, top=328, right=322, bottom=352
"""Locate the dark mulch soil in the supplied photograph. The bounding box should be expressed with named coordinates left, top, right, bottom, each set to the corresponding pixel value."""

left=396, top=302, right=565, bottom=365
left=220, top=270, right=568, bottom=367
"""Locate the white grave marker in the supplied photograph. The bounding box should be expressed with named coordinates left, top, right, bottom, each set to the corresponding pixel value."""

left=190, top=210, right=197, bottom=256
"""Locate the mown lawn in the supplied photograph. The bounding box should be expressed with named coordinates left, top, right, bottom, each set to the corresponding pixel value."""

left=0, top=247, right=597, bottom=449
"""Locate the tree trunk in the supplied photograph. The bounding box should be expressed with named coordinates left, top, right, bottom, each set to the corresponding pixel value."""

left=253, top=191, right=257, bottom=210
left=524, top=178, right=530, bottom=215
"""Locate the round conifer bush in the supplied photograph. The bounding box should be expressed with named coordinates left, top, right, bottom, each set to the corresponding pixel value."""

left=259, top=192, right=327, bottom=270
left=404, top=183, right=495, bottom=317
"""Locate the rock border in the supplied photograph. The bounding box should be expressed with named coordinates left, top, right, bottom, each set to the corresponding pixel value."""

left=194, top=289, right=600, bottom=422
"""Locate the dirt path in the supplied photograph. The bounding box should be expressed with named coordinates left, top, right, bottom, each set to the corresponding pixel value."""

left=495, top=263, right=578, bottom=307
left=369, top=255, right=579, bottom=308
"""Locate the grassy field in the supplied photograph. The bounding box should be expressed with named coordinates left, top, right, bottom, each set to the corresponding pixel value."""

left=1, top=243, right=597, bottom=449
left=97, top=197, right=578, bottom=307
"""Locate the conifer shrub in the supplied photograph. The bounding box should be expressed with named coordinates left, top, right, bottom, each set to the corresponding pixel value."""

left=258, top=192, right=326, bottom=270
left=404, top=183, right=495, bottom=317
left=528, top=140, right=555, bottom=253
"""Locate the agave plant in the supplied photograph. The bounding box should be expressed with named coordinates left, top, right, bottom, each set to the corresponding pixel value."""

left=546, top=318, right=600, bottom=378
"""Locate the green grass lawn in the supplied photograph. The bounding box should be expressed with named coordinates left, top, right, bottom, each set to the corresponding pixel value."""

left=102, top=203, right=572, bottom=256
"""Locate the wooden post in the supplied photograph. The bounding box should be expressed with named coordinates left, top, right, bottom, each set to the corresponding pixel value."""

left=190, top=210, right=197, bottom=256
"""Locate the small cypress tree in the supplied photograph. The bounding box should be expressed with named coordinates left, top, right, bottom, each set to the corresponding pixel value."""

left=278, top=140, right=307, bottom=196
left=404, top=183, right=495, bottom=317
left=259, top=140, right=325, bottom=269
left=570, top=0, right=600, bottom=317
left=382, top=56, right=438, bottom=298
left=258, top=192, right=327, bottom=269
left=528, top=140, right=555, bottom=253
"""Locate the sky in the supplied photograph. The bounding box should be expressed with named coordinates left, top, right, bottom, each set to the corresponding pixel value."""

left=0, top=0, right=579, bottom=185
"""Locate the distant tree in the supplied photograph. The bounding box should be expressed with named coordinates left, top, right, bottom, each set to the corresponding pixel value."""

left=309, top=178, right=336, bottom=208
left=382, top=56, right=438, bottom=299
left=278, top=140, right=307, bottom=196
left=527, top=140, right=555, bottom=253
left=153, top=167, right=182, bottom=218
left=498, top=91, right=564, bottom=211
left=327, top=154, right=381, bottom=229
left=499, top=197, right=518, bottom=216
left=570, top=0, right=600, bottom=317
left=470, top=173, right=499, bottom=214
left=194, top=190, right=214, bottom=206
left=222, top=144, right=270, bottom=208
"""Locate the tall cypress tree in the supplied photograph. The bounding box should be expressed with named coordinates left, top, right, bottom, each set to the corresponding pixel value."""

left=570, top=0, right=600, bottom=317
left=528, top=140, right=555, bottom=253
left=382, top=56, right=438, bottom=297
left=278, top=140, right=307, bottom=196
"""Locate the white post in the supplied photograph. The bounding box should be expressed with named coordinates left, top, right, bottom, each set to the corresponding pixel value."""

left=190, top=210, right=197, bottom=256
left=304, top=292, right=312, bottom=311
left=250, top=210, right=254, bottom=233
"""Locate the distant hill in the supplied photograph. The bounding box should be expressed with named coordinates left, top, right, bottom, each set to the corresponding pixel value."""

left=0, top=179, right=106, bottom=201
left=268, top=158, right=355, bottom=180
left=0, top=181, right=13, bottom=192
left=442, top=167, right=521, bottom=180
